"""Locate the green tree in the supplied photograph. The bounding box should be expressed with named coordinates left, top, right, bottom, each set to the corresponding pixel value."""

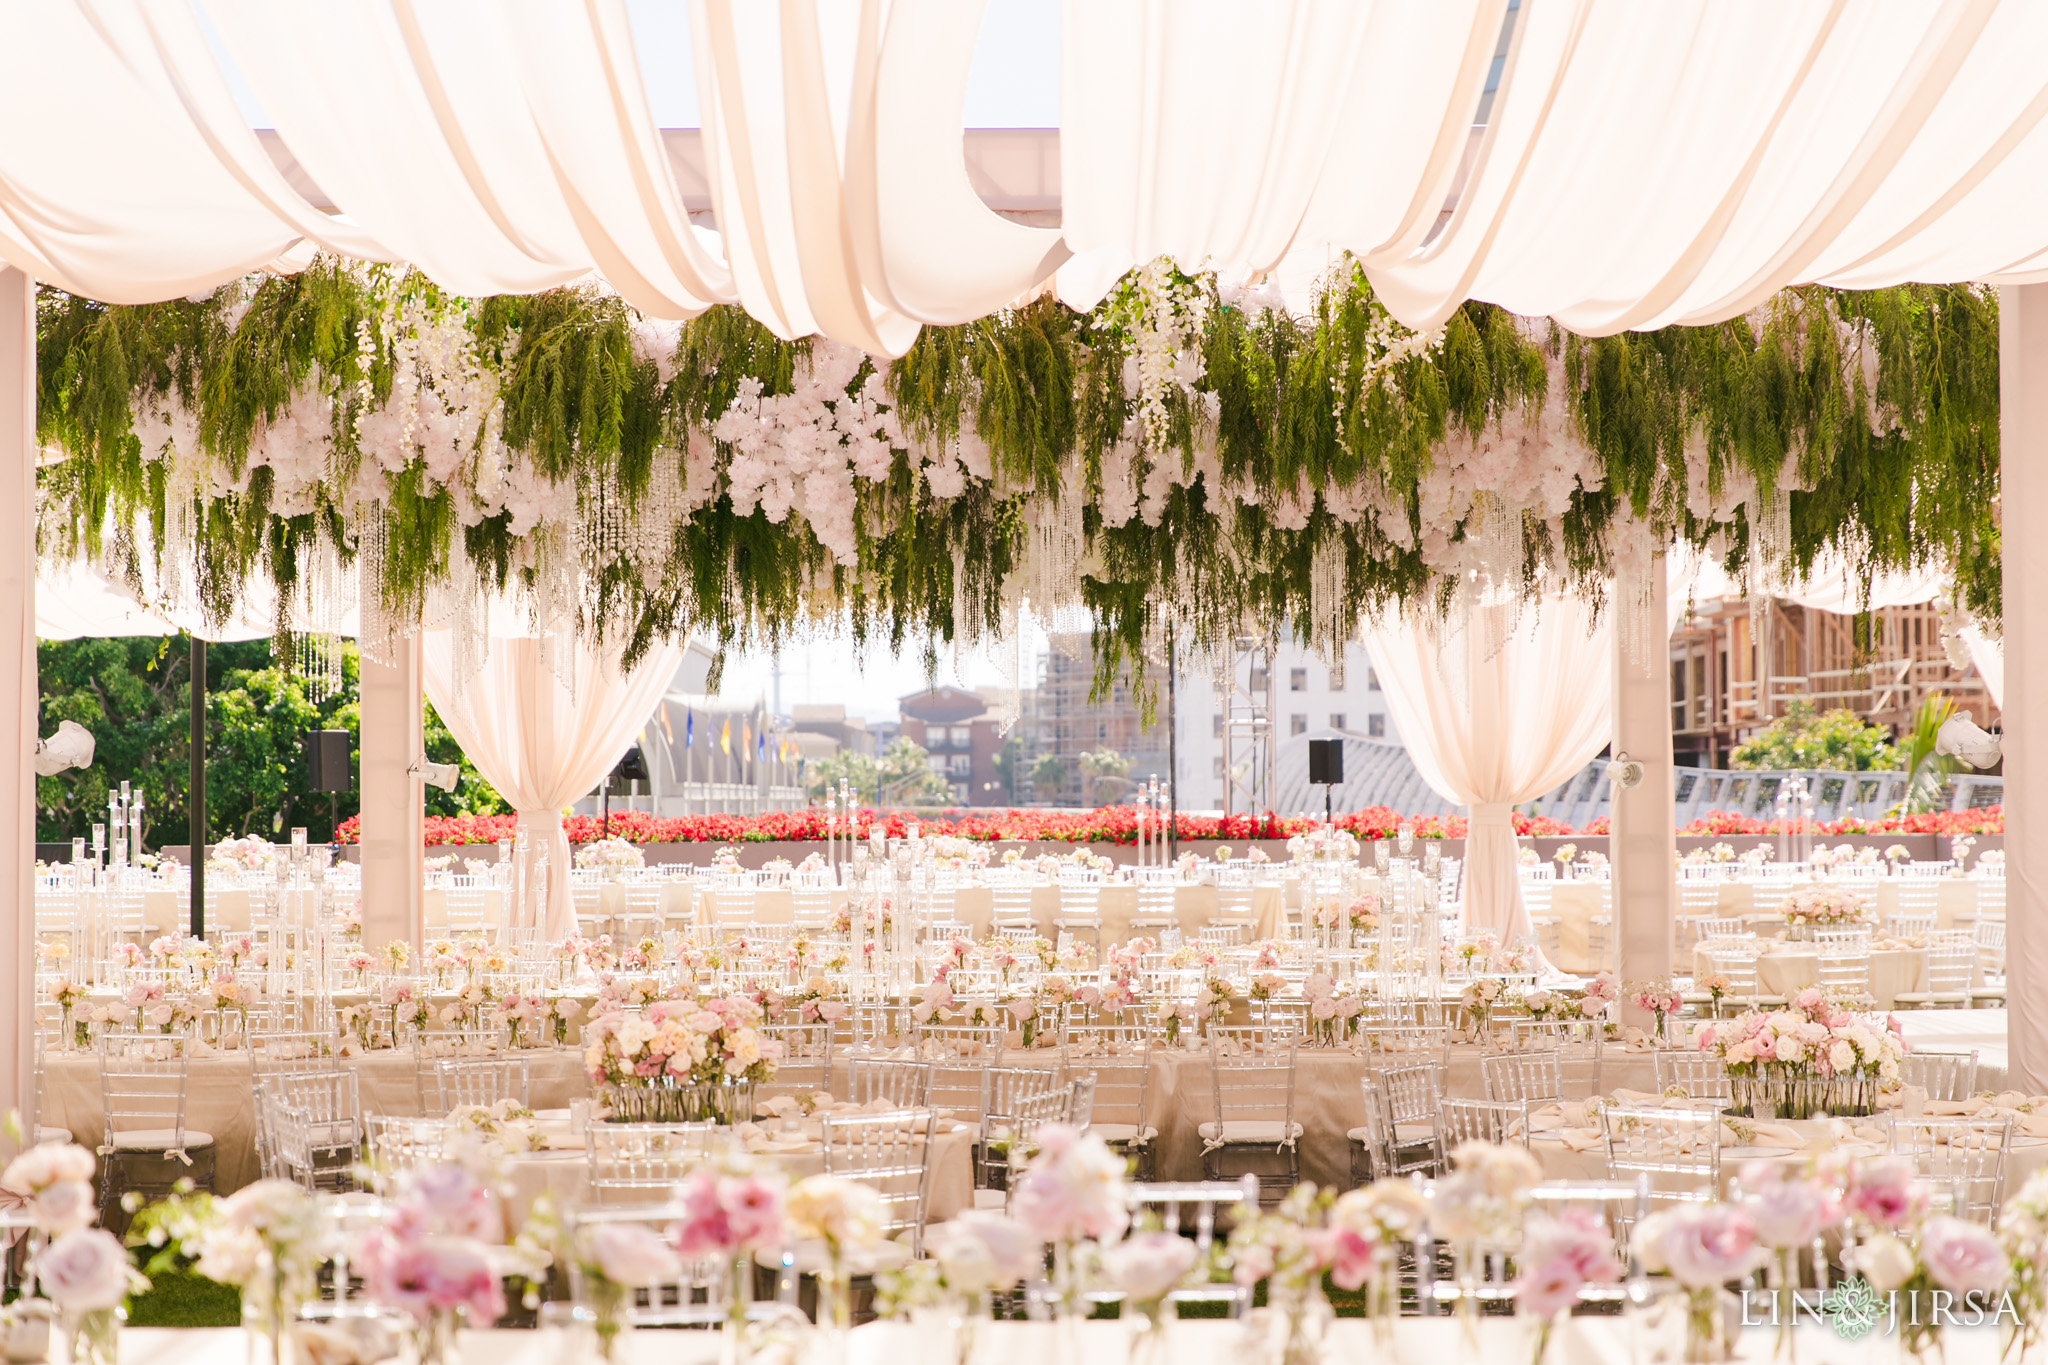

left=991, top=735, right=1024, bottom=804
left=1030, top=753, right=1067, bottom=803
left=805, top=738, right=952, bottom=806
left=1729, top=699, right=1899, bottom=771
left=1077, top=747, right=1132, bottom=805
left=37, top=636, right=505, bottom=846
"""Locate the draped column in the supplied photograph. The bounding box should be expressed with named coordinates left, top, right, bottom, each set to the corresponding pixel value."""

left=1613, top=554, right=1675, bottom=1021
left=2002, top=283, right=2048, bottom=1091
left=358, top=638, right=423, bottom=950
left=422, top=633, right=680, bottom=939
left=1362, top=597, right=1612, bottom=941
left=0, top=269, right=33, bottom=1134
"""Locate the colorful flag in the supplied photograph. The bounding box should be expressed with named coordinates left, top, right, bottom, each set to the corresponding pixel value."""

left=720, top=719, right=731, bottom=755
left=685, top=710, right=694, bottom=749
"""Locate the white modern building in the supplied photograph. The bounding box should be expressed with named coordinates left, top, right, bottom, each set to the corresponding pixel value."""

left=1172, top=639, right=1413, bottom=815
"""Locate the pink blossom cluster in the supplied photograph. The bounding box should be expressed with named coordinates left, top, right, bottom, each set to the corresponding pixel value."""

left=672, top=1165, right=788, bottom=1258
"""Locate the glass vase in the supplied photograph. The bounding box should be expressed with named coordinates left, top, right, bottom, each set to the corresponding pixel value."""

left=62, top=1308, right=119, bottom=1365
left=1126, top=1298, right=1171, bottom=1365
left=412, top=1307, right=463, bottom=1365
left=1268, top=1278, right=1329, bottom=1365
left=1683, top=1287, right=1732, bottom=1363
left=720, top=1256, right=752, bottom=1365
left=1363, top=1259, right=1400, bottom=1351
left=242, top=1271, right=299, bottom=1365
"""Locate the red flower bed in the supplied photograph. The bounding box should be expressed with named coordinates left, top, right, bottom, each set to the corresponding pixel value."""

left=335, top=804, right=1543, bottom=846
left=1677, top=806, right=2002, bottom=837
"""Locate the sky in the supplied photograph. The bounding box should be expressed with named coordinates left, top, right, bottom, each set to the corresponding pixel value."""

left=718, top=610, right=1055, bottom=724
left=204, top=1, right=1064, bottom=722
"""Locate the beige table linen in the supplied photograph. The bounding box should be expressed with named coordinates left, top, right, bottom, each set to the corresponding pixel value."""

left=40, top=1047, right=593, bottom=1192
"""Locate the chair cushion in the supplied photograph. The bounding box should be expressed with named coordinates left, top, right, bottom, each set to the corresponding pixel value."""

left=1345, top=1127, right=1377, bottom=1144
left=971, top=1189, right=1009, bottom=1212
left=1090, top=1123, right=1158, bottom=1145
left=111, top=1130, right=213, bottom=1151
left=33, top=1127, right=73, bottom=1146
left=1196, top=1121, right=1303, bottom=1144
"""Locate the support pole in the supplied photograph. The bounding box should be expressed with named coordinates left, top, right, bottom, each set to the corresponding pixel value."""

left=1613, top=554, right=1675, bottom=1022
left=0, top=268, right=34, bottom=1134
left=1166, top=626, right=1178, bottom=856
left=189, top=637, right=206, bottom=937
left=2003, top=284, right=2048, bottom=1089
left=360, top=637, right=424, bottom=950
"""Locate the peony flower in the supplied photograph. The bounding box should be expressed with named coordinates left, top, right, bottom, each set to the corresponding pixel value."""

left=1102, top=1231, right=1197, bottom=1304
left=588, top=1223, right=683, bottom=1287
left=785, top=1175, right=884, bottom=1253
left=929, top=1212, right=1042, bottom=1292
left=1844, top=1157, right=1926, bottom=1231
left=1012, top=1124, right=1130, bottom=1244
left=3, top=1143, right=95, bottom=1196
left=1918, top=1216, right=2010, bottom=1296
left=1856, top=1233, right=1917, bottom=1292
left=1739, top=1165, right=1839, bottom=1248
left=1514, top=1209, right=1620, bottom=1317
left=1636, top=1206, right=1764, bottom=1289
left=33, top=1179, right=98, bottom=1235
left=38, top=1229, right=134, bottom=1311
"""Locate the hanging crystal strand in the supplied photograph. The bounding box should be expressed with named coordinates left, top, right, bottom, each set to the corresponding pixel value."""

left=1308, top=534, right=1349, bottom=664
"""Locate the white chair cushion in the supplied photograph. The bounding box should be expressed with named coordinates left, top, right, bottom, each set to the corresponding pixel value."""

left=1197, top=1121, right=1303, bottom=1144
left=111, top=1129, right=213, bottom=1151
left=971, top=1190, right=1009, bottom=1211
left=1345, top=1127, right=1376, bottom=1144
left=1090, top=1123, right=1158, bottom=1145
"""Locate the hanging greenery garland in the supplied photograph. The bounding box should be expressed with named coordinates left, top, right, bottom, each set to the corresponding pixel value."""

left=31, top=258, right=2000, bottom=697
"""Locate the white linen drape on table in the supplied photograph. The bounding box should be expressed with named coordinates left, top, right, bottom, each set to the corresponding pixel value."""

left=1361, top=597, right=1613, bottom=941
left=421, top=633, right=679, bottom=938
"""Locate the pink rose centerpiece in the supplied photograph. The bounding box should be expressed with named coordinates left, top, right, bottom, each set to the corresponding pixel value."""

left=1514, top=1209, right=1620, bottom=1364
left=1691, top=989, right=1905, bottom=1118
left=354, top=1164, right=506, bottom=1365
left=1635, top=1204, right=1765, bottom=1361
left=582, top=996, right=777, bottom=1125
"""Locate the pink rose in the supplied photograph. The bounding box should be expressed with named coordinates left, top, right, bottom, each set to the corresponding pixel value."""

left=1844, top=1157, right=1925, bottom=1231
left=1918, top=1216, right=2010, bottom=1296
left=1103, top=1232, right=1197, bottom=1303
left=588, top=1223, right=683, bottom=1286
left=1740, top=1167, right=1838, bottom=1248
left=720, top=1176, right=786, bottom=1248
left=33, top=1179, right=97, bottom=1234
left=360, top=1233, right=504, bottom=1322
left=1325, top=1226, right=1382, bottom=1291
left=401, top=1164, right=501, bottom=1241
left=1645, top=1206, right=1762, bottom=1289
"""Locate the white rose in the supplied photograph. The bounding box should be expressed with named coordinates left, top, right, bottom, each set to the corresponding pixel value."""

left=1857, top=1233, right=1916, bottom=1292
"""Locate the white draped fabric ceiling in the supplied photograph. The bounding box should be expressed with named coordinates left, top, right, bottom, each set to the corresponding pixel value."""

left=9, top=2, right=2048, bottom=347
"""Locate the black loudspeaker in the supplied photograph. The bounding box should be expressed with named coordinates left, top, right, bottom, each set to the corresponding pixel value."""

left=303, top=730, right=354, bottom=792
left=1307, top=737, right=1344, bottom=786
left=612, top=745, right=650, bottom=782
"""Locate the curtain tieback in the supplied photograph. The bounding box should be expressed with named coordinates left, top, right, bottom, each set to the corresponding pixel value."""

left=1469, top=802, right=1514, bottom=829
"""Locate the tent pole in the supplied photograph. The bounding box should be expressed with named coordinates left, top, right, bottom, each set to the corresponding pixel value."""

left=190, top=636, right=205, bottom=938
left=1, top=268, right=36, bottom=1136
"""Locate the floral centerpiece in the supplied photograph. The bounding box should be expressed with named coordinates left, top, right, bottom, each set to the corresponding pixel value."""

left=37, top=1229, right=144, bottom=1365
left=1634, top=1204, right=1766, bottom=1362
left=668, top=1152, right=788, bottom=1354
left=1326, top=1181, right=1424, bottom=1344
left=1516, top=1210, right=1621, bottom=1363
left=569, top=839, right=638, bottom=879
left=1627, top=978, right=1685, bottom=1044
left=1777, top=883, right=1869, bottom=937
left=879, top=1213, right=1042, bottom=1365
left=1012, top=1124, right=1129, bottom=1321
left=131, top=1180, right=331, bottom=1365
left=1303, top=973, right=1363, bottom=1046
left=354, top=1165, right=507, bottom=1365
left=786, top=1174, right=887, bottom=1333
left=1691, top=988, right=1904, bottom=1118
left=583, top=996, right=776, bottom=1124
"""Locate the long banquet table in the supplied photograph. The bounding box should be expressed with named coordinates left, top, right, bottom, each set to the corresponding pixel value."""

left=109, top=1315, right=2025, bottom=1364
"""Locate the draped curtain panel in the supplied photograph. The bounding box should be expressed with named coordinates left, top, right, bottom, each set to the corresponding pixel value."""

left=421, top=633, right=680, bottom=938
left=12, top=4, right=2048, bottom=339
left=1361, top=597, right=1614, bottom=942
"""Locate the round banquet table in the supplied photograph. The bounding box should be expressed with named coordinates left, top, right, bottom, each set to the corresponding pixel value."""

left=1688, top=943, right=1936, bottom=1009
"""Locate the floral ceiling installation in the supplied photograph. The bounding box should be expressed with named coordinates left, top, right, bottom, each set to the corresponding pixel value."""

left=33, top=258, right=1999, bottom=691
